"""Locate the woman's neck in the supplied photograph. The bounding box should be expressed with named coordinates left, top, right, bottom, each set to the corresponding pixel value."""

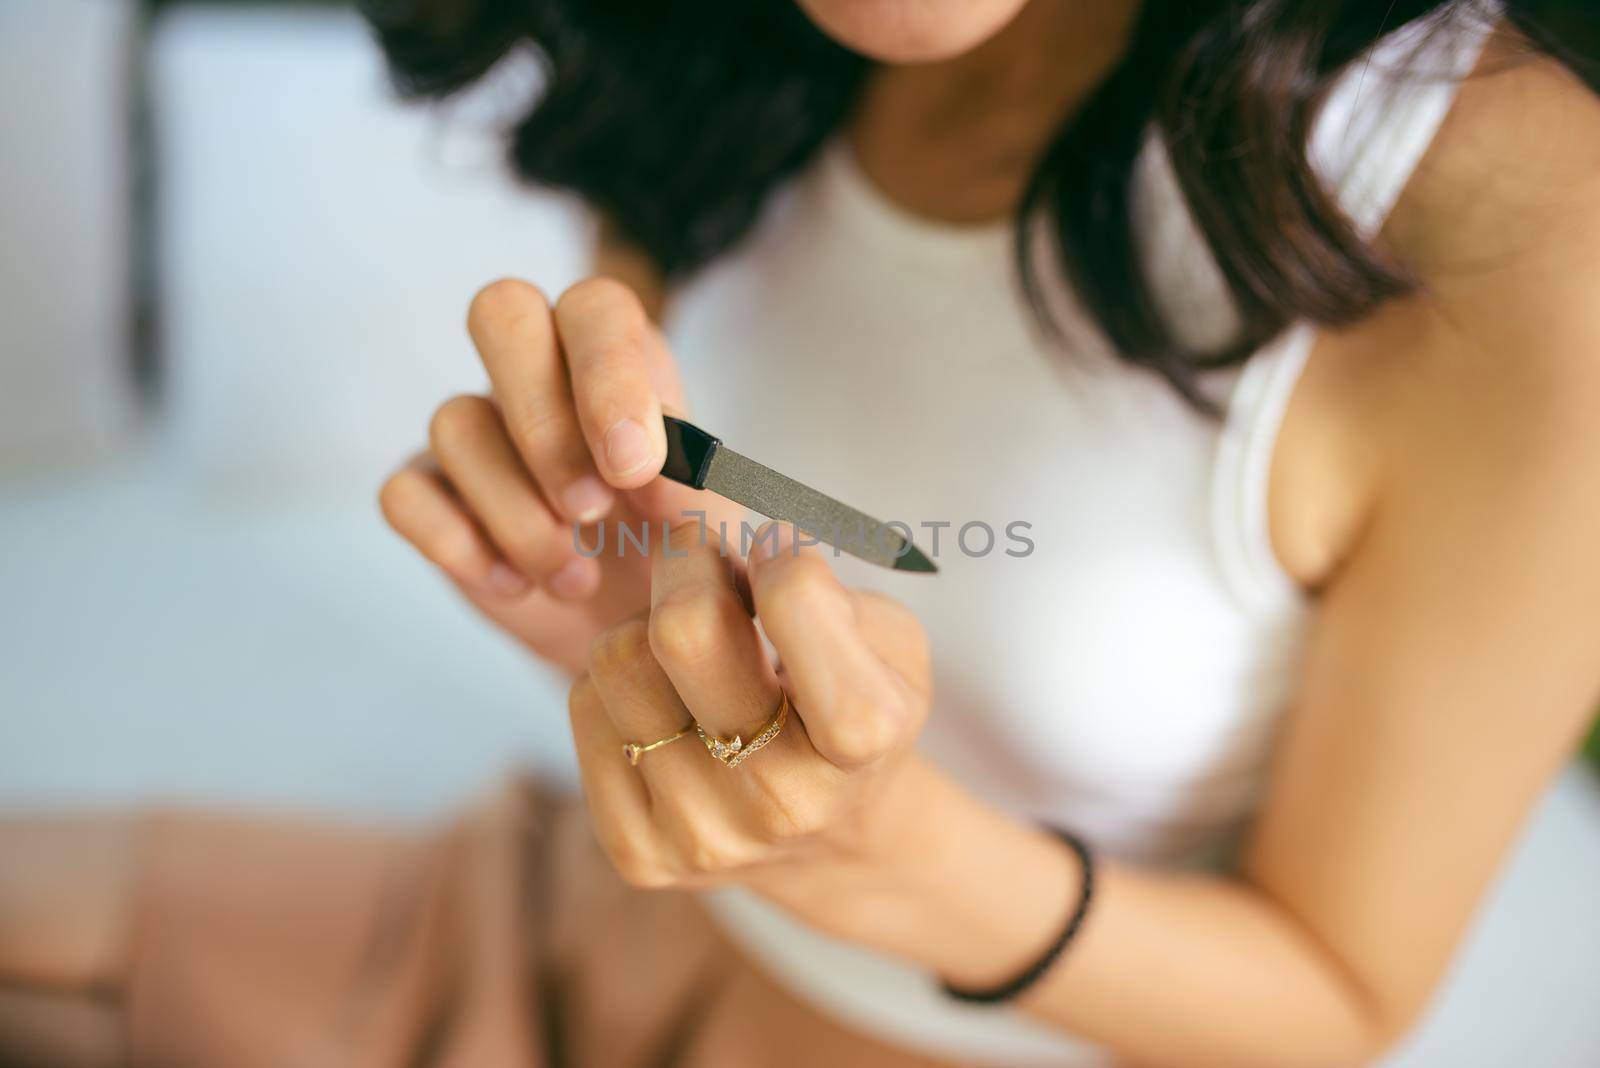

left=849, top=0, right=1140, bottom=225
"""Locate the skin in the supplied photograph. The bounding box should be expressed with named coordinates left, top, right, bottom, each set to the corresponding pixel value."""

left=4, top=6, right=1600, bottom=1067
left=793, top=0, right=1035, bottom=63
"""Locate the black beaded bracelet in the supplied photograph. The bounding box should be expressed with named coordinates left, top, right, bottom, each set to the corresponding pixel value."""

left=941, top=825, right=1094, bottom=1005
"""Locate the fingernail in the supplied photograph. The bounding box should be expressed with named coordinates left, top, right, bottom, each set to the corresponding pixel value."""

left=487, top=562, right=530, bottom=596
left=749, top=522, right=794, bottom=564
left=546, top=556, right=599, bottom=600
left=603, top=419, right=655, bottom=478
left=561, top=476, right=614, bottom=523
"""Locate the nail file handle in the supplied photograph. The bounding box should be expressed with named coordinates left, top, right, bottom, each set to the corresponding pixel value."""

left=660, top=415, right=721, bottom=490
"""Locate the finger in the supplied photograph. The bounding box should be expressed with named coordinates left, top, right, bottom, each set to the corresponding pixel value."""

left=586, top=620, right=755, bottom=875
left=842, top=591, right=933, bottom=696
left=553, top=278, right=669, bottom=489
left=746, top=523, right=917, bottom=768
left=467, top=279, right=616, bottom=524
left=428, top=395, right=599, bottom=599
left=568, top=676, right=675, bottom=887
left=378, top=455, right=531, bottom=600
left=587, top=618, right=700, bottom=788
left=649, top=521, right=786, bottom=748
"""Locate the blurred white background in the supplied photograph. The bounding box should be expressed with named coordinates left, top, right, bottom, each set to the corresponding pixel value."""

left=1, top=2, right=1599, bottom=1064
left=1, top=0, right=586, bottom=817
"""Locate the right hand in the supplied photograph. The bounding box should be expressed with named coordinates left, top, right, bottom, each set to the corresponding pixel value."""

left=379, top=277, right=741, bottom=675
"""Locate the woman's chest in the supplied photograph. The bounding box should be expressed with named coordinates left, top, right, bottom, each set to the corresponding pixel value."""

left=667, top=200, right=1312, bottom=853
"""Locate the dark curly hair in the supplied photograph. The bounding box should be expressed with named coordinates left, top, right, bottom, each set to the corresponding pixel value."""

left=357, top=0, right=1599, bottom=407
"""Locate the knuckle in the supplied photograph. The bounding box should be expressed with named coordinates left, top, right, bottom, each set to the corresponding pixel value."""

left=859, top=592, right=932, bottom=671
left=681, top=834, right=740, bottom=876
left=752, top=780, right=830, bottom=843
left=601, top=306, right=658, bottom=360
left=496, top=523, right=563, bottom=578
left=467, top=278, right=549, bottom=336
left=789, top=557, right=840, bottom=598
left=508, top=406, right=592, bottom=476
left=586, top=334, right=653, bottom=387
left=664, top=519, right=707, bottom=556
left=428, top=394, right=493, bottom=455
left=648, top=588, right=744, bottom=666
left=758, top=560, right=833, bottom=619
left=611, top=862, right=650, bottom=889
left=512, top=397, right=567, bottom=441
left=605, top=836, right=673, bottom=890
left=504, top=400, right=581, bottom=470
left=587, top=618, right=653, bottom=681
left=618, top=862, right=675, bottom=891
left=857, top=589, right=919, bottom=632
left=819, top=698, right=904, bottom=766
left=667, top=813, right=749, bottom=875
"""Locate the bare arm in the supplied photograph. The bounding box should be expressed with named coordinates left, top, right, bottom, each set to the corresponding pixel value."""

left=813, top=33, right=1600, bottom=1066
left=22, top=38, right=1587, bottom=1068
left=430, top=35, right=1600, bottom=1068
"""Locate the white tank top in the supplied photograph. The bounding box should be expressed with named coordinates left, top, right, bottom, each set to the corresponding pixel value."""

left=665, top=12, right=1493, bottom=1065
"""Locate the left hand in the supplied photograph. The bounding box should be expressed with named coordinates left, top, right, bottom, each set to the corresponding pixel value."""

left=567, top=518, right=932, bottom=918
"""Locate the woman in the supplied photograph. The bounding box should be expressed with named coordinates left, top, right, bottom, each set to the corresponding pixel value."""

left=5, top=0, right=1600, bottom=1064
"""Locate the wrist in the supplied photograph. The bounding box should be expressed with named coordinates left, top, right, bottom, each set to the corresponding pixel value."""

left=797, top=758, right=1086, bottom=987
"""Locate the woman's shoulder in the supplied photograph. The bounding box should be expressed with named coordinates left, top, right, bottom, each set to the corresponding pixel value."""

left=1372, top=27, right=1600, bottom=478
left=1384, top=26, right=1600, bottom=300
left=1272, top=30, right=1600, bottom=590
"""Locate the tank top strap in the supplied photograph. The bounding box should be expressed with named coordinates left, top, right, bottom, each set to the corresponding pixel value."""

left=1212, top=8, right=1496, bottom=612
left=1212, top=324, right=1318, bottom=612
left=1311, top=3, right=1500, bottom=237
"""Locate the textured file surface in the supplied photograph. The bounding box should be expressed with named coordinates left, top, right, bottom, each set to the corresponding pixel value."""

left=704, top=448, right=935, bottom=572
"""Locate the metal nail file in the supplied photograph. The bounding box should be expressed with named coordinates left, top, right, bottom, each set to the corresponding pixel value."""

left=659, top=415, right=937, bottom=573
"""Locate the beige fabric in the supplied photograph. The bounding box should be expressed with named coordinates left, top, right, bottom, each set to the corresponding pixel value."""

left=122, top=780, right=969, bottom=1068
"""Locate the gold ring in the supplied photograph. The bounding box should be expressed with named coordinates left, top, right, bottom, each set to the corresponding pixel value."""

left=697, top=691, right=789, bottom=769
left=622, top=723, right=694, bottom=766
